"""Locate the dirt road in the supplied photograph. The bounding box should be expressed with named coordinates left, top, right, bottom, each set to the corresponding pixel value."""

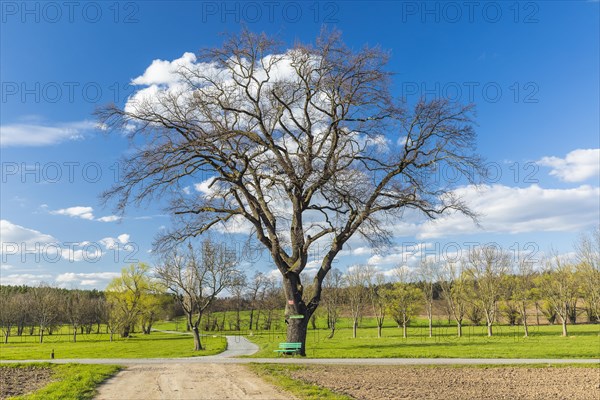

left=94, top=363, right=294, bottom=400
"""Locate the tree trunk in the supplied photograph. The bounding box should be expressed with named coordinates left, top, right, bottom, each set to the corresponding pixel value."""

left=427, top=304, right=433, bottom=338
left=73, top=326, right=77, bottom=343
left=457, top=320, right=462, bottom=337
left=402, top=319, right=407, bottom=338
left=327, top=326, right=335, bottom=339
left=248, top=309, right=254, bottom=330
left=487, top=321, right=493, bottom=337
left=4, top=331, right=9, bottom=344
left=522, top=306, right=529, bottom=337
left=377, top=323, right=382, bottom=338
left=352, top=319, right=358, bottom=338
left=561, top=318, right=568, bottom=336
left=39, top=328, right=44, bottom=344
left=192, top=325, right=203, bottom=350
left=286, top=317, right=308, bottom=356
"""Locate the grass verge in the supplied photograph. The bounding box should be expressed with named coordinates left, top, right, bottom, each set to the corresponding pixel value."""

left=247, top=364, right=353, bottom=400
left=3, top=363, right=121, bottom=400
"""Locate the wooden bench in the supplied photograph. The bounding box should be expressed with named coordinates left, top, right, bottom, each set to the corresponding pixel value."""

left=274, top=342, right=302, bottom=356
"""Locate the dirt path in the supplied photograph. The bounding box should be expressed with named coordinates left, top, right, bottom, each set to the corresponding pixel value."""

left=94, top=363, right=294, bottom=400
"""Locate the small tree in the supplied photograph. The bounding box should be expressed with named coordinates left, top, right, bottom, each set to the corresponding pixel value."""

left=322, top=268, right=343, bottom=339
left=465, top=246, right=511, bottom=336
left=106, top=263, right=158, bottom=338
left=156, top=240, right=240, bottom=350
left=31, top=285, right=59, bottom=343
left=344, top=265, right=370, bottom=339
left=368, top=271, right=388, bottom=338
left=388, top=266, right=422, bottom=338
left=438, top=262, right=468, bottom=337
left=417, top=259, right=437, bottom=338
left=575, top=227, right=600, bottom=323
left=539, top=255, right=579, bottom=336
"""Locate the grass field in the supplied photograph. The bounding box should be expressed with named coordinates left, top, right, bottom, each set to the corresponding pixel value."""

left=0, top=328, right=227, bottom=360
left=244, top=317, right=600, bottom=359
left=2, top=363, right=120, bottom=399
left=2, top=315, right=598, bottom=360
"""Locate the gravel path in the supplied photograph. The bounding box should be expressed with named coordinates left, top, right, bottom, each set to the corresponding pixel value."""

left=94, top=363, right=294, bottom=400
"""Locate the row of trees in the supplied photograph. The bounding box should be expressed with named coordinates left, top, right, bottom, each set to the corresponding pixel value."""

left=322, top=230, right=599, bottom=339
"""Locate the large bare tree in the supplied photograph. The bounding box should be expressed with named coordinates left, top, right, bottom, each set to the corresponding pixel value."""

left=99, top=29, right=481, bottom=354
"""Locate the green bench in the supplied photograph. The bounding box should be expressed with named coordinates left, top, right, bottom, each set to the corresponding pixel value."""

left=274, top=342, right=302, bottom=356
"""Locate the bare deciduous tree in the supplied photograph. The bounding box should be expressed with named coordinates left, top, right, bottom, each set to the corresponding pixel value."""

left=465, top=246, right=511, bottom=336
left=540, top=255, right=579, bottom=336
left=344, top=264, right=370, bottom=339
left=98, top=29, right=481, bottom=354
left=322, top=268, right=343, bottom=339
left=388, top=266, right=422, bottom=339
left=417, top=259, right=437, bottom=338
left=438, top=262, right=468, bottom=337
left=575, top=227, right=600, bottom=323
left=156, top=240, right=240, bottom=350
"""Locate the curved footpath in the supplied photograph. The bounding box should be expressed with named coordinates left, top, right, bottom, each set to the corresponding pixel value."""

left=1, top=336, right=598, bottom=366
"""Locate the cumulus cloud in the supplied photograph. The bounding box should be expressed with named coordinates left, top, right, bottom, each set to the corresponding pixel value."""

left=0, top=120, right=100, bottom=147
left=538, top=148, right=600, bottom=182
left=97, top=215, right=121, bottom=222
left=131, top=52, right=197, bottom=86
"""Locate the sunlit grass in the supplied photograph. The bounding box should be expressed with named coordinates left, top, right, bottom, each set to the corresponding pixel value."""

left=3, top=363, right=120, bottom=399
left=245, top=318, right=600, bottom=359
left=0, top=328, right=227, bottom=360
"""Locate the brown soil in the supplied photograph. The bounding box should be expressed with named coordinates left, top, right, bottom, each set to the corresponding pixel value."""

left=290, top=365, right=600, bottom=400
left=0, top=366, right=54, bottom=399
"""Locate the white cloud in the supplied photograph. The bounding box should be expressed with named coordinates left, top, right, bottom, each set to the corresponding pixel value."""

left=117, top=234, right=130, bottom=244
left=415, top=184, right=600, bottom=239
left=0, top=264, right=14, bottom=271
left=97, top=215, right=121, bottom=222
left=56, top=272, right=120, bottom=286
left=131, top=52, right=197, bottom=86
left=50, top=206, right=120, bottom=223
left=51, top=206, right=95, bottom=220
left=538, top=148, right=600, bottom=182
left=0, top=120, right=99, bottom=147
left=0, top=219, right=56, bottom=253
left=0, top=274, right=53, bottom=286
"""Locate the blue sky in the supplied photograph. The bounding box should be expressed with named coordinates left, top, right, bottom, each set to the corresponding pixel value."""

left=1, top=1, right=599, bottom=288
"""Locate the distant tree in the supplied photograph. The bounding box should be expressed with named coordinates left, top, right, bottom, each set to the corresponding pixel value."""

left=0, top=293, right=18, bottom=344
left=367, top=271, right=388, bottom=338
left=465, top=246, right=511, bottom=336
left=64, top=290, right=87, bottom=343
left=322, top=268, right=343, bottom=339
left=539, top=255, right=579, bottom=336
left=105, top=263, right=159, bottom=338
left=575, top=227, right=600, bottom=323
left=388, top=266, right=422, bottom=339
left=30, top=285, right=59, bottom=343
left=344, top=265, right=371, bottom=339
left=438, top=262, right=468, bottom=337
left=247, top=272, right=268, bottom=332
left=156, top=240, right=240, bottom=350
left=417, top=259, right=437, bottom=338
